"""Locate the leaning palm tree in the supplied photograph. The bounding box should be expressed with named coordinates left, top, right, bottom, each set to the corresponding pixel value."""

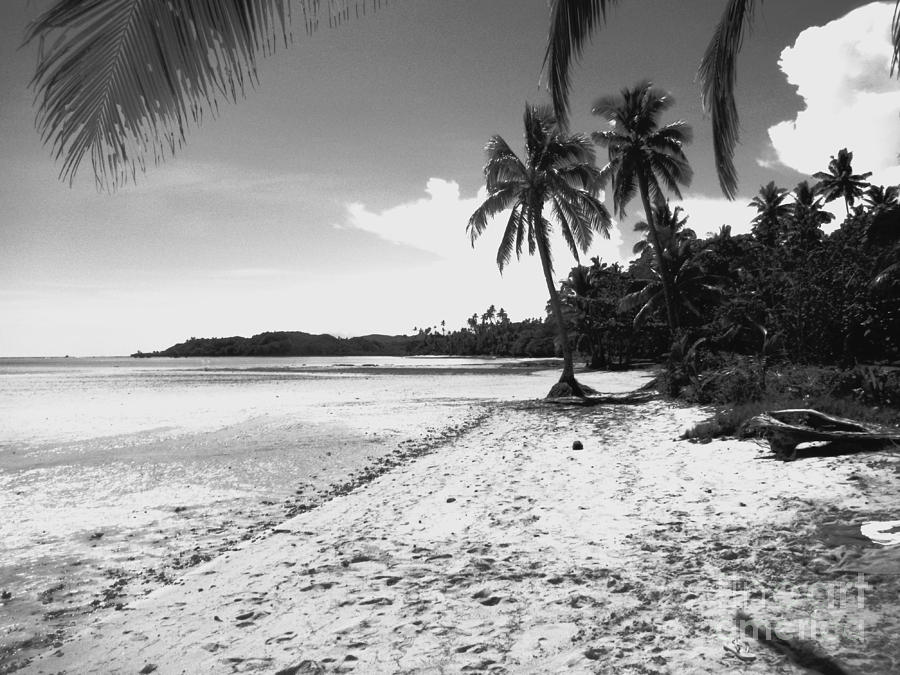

left=468, top=104, right=611, bottom=397
left=748, top=181, right=791, bottom=246
left=544, top=0, right=900, bottom=199
left=592, top=82, right=692, bottom=331
left=813, top=148, right=873, bottom=216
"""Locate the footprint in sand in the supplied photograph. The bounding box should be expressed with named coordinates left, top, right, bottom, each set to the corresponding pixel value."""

left=455, top=643, right=490, bottom=654
left=235, top=609, right=270, bottom=627
left=373, top=575, right=402, bottom=586
left=274, top=661, right=325, bottom=675
left=472, top=589, right=502, bottom=606
left=358, top=597, right=393, bottom=606
left=461, top=659, right=499, bottom=671
left=264, top=631, right=297, bottom=645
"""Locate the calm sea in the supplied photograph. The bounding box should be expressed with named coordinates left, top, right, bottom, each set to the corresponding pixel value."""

left=0, top=355, right=557, bottom=449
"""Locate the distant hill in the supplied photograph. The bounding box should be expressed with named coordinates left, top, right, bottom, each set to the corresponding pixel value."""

left=132, top=331, right=413, bottom=358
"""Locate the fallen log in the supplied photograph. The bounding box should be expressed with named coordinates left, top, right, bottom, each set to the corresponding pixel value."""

left=743, top=409, right=900, bottom=461
left=734, top=611, right=851, bottom=675
left=545, top=391, right=658, bottom=407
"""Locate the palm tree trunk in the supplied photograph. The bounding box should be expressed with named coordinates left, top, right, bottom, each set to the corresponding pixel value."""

left=533, top=205, right=583, bottom=396
left=636, top=171, right=680, bottom=331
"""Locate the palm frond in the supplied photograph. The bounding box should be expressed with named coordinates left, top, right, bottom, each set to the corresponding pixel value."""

left=515, top=203, right=530, bottom=258
left=28, top=0, right=387, bottom=190
left=648, top=152, right=693, bottom=198
left=550, top=177, right=610, bottom=241
left=553, top=197, right=583, bottom=262
left=523, top=104, right=557, bottom=165
left=648, top=121, right=694, bottom=152
left=527, top=213, right=537, bottom=256
left=536, top=217, right=555, bottom=274
left=893, top=0, right=900, bottom=76
left=698, top=0, right=759, bottom=200
left=483, top=135, right=527, bottom=187
left=468, top=186, right=520, bottom=245
left=548, top=133, right=597, bottom=170
left=609, top=155, right=639, bottom=217
left=543, top=0, right=620, bottom=129
left=553, top=162, right=603, bottom=192
left=591, top=95, right=625, bottom=124
left=497, top=205, right=525, bottom=272
left=573, top=190, right=613, bottom=239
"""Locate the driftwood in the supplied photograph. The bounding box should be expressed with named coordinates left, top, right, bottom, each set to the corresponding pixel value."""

left=545, top=391, right=658, bottom=407
left=744, top=409, right=900, bottom=461
left=734, top=611, right=851, bottom=675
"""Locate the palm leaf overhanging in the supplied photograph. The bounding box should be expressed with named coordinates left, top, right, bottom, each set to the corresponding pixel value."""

left=27, top=0, right=386, bottom=190
left=542, top=0, right=620, bottom=129
left=544, top=0, right=900, bottom=199
left=697, top=0, right=758, bottom=200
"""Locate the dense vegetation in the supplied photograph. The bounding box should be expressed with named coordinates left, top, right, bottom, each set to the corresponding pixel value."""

left=133, top=332, right=411, bottom=358
left=132, top=320, right=560, bottom=359
left=552, top=150, right=900, bottom=417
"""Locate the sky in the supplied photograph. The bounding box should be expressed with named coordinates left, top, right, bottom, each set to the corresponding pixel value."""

left=1, top=0, right=899, bottom=356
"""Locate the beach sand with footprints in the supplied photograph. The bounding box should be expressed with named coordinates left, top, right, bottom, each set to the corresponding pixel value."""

left=19, top=372, right=900, bottom=674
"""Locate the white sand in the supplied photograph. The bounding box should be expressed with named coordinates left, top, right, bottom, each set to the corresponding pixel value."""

left=19, top=374, right=900, bottom=674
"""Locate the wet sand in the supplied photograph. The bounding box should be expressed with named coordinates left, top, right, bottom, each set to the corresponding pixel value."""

left=15, top=371, right=900, bottom=674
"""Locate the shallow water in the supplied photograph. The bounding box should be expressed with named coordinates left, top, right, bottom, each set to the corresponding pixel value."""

left=0, top=356, right=654, bottom=668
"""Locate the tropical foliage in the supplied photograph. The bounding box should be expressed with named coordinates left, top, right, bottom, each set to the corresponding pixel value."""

left=555, top=152, right=899, bottom=395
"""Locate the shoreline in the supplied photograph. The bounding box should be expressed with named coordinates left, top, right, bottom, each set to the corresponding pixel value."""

left=0, top=401, right=492, bottom=673
left=16, top=388, right=900, bottom=674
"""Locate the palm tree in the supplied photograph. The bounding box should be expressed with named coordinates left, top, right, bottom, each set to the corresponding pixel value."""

left=592, top=82, right=692, bottom=331
left=544, top=0, right=900, bottom=199
left=812, top=148, right=873, bottom=216
left=468, top=104, right=611, bottom=397
left=748, top=181, right=791, bottom=246
left=786, top=180, right=834, bottom=249
left=621, top=238, right=721, bottom=328
left=632, top=202, right=694, bottom=256
left=864, top=185, right=900, bottom=211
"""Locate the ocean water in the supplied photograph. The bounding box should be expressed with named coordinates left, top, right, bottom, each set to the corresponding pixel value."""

left=0, top=356, right=554, bottom=448
left=0, top=355, right=590, bottom=667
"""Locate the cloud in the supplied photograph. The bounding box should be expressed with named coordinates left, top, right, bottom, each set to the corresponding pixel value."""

left=343, top=177, right=624, bottom=262
left=764, top=2, right=900, bottom=186
left=676, top=194, right=758, bottom=238
left=337, top=177, right=626, bottom=329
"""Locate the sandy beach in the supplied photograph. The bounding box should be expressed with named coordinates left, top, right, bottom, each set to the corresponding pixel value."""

left=11, top=367, right=900, bottom=674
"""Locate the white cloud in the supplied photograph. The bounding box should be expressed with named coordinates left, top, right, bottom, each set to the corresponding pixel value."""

left=338, top=177, right=626, bottom=329
left=764, top=2, right=900, bottom=186
left=677, top=194, right=758, bottom=238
